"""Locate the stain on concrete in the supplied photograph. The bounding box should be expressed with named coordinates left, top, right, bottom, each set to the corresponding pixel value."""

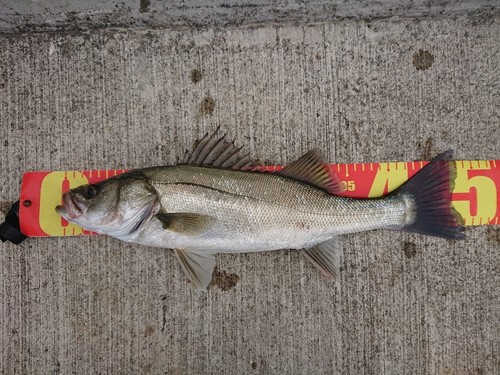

left=144, top=325, right=155, bottom=337
left=70, top=316, right=105, bottom=344
left=190, top=69, right=202, bottom=83
left=389, top=270, right=401, bottom=287
left=413, top=50, right=434, bottom=70
left=441, top=129, right=450, bottom=141
left=438, top=366, right=454, bottom=375
left=105, top=37, right=118, bottom=55
left=52, top=360, right=61, bottom=373
left=93, top=287, right=118, bottom=305
left=250, top=358, right=268, bottom=371
left=403, top=241, right=417, bottom=259
left=417, top=136, right=434, bottom=160
left=161, top=302, right=167, bottom=333
left=200, top=96, right=216, bottom=116
left=61, top=43, right=73, bottom=57
left=209, top=267, right=240, bottom=291
left=0, top=201, right=14, bottom=215
left=486, top=226, right=499, bottom=245
left=139, top=0, right=151, bottom=13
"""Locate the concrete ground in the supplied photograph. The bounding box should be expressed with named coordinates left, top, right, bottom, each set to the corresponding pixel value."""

left=0, top=2, right=499, bottom=374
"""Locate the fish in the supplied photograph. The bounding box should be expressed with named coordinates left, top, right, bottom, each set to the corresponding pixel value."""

left=56, top=130, right=465, bottom=290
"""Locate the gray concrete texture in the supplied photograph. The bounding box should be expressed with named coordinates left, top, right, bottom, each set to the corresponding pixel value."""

left=0, top=7, right=499, bottom=375
left=0, top=0, right=499, bottom=33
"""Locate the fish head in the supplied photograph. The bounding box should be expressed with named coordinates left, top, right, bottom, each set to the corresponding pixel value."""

left=56, top=174, right=159, bottom=237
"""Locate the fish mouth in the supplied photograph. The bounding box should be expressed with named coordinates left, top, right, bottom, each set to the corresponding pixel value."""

left=55, top=193, right=87, bottom=220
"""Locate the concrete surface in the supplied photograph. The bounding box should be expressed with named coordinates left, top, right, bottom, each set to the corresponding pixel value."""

left=0, top=0, right=499, bottom=33
left=0, top=9, right=499, bottom=375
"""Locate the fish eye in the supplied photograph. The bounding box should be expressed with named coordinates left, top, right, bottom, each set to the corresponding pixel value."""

left=83, top=185, right=98, bottom=199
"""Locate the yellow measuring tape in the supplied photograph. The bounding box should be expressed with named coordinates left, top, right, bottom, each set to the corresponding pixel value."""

left=17, top=159, right=500, bottom=237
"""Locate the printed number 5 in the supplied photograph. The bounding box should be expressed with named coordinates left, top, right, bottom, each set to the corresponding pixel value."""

left=452, top=162, right=497, bottom=225
left=342, top=180, right=356, bottom=192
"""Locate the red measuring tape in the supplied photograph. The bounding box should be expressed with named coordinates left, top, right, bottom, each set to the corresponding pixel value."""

left=17, top=159, right=500, bottom=237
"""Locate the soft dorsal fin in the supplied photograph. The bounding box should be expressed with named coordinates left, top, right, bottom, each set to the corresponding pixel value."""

left=280, top=149, right=343, bottom=194
left=174, top=249, right=216, bottom=291
left=181, top=128, right=254, bottom=170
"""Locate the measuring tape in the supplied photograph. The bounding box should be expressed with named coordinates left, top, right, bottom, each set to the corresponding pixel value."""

left=17, top=159, right=500, bottom=237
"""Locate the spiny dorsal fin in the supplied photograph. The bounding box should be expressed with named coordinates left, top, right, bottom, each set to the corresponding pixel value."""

left=156, top=213, right=215, bottom=236
left=280, top=149, right=343, bottom=194
left=302, top=236, right=344, bottom=280
left=181, top=128, right=254, bottom=170
left=174, top=249, right=216, bottom=291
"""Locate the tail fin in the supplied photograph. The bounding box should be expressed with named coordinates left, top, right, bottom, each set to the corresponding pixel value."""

left=394, top=150, right=465, bottom=239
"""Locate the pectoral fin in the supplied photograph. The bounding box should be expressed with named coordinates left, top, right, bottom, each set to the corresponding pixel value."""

left=156, top=213, right=214, bottom=236
left=174, top=249, right=216, bottom=291
left=302, top=236, right=344, bottom=280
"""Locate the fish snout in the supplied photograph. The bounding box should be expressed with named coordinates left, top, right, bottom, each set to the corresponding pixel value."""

left=56, top=192, right=87, bottom=219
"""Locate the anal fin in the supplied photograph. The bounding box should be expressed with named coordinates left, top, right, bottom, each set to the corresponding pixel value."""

left=302, top=236, right=344, bottom=280
left=174, top=249, right=216, bottom=291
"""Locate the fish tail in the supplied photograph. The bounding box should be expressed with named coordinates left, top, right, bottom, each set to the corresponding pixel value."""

left=393, top=150, right=465, bottom=239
